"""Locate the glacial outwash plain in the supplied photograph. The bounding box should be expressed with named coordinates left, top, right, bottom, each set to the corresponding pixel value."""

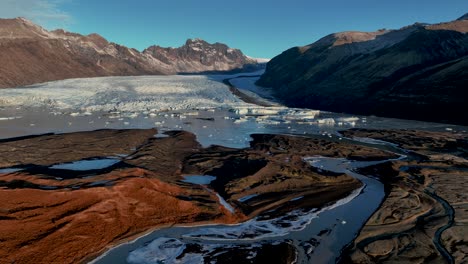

left=0, top=10, right=467, bottom=264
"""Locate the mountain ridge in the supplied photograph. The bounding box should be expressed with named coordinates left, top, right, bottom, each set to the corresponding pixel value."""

left=0, top=17, right=260, bottom=88
left=257, top=14, right=468, bottom=125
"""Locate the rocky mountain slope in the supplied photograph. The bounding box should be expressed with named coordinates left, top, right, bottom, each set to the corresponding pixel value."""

left=144, top=38, right=259, bottom=74
left=257, top=14, right=468, bottom=125
left=0, top=18, right=258, bottom=88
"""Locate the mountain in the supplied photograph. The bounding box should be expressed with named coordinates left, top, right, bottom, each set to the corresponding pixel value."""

left=257, top=14, right=468, bottom=125
left=0, top=18, right=258, bottom=88
left=143, top=38, right=258, bottom=74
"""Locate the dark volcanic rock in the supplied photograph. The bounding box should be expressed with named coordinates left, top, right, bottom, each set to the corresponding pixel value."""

left=0, top=18, right=258, bottom=88
left=257, top=15, right=468, bottom=125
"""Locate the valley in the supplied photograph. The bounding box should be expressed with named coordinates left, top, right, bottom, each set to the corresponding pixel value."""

left=0, top=73, right=466, bottom=263
left=0, top=8, right=467, bottom=264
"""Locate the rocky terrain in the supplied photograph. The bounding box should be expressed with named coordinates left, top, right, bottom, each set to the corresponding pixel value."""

left=0, top=127, right=466, bottom=263
left=257, top=14, right=468, bottom=125
left=340, top=129, right=468, bottom=264
left=144, top=38, right=260, bottom=74
left=0, top=17, right=259, bottom=88
left=0, top=128, right=397, bottom=264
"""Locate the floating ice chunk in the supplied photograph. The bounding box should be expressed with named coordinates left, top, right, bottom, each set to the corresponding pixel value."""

left=234, top=118, right=248, bottom=124
left=235, top=108, right=249, bottom=115
left=250, top=108, right=280, bottom=115
left=341, top=220, right=347, bottom=224
left=0, top=116, right=22, bottom=121
left=336, top=117, right=359, bottom=122
left=126, top=113, right=139, bottom=118
left=317, top=118, right=335, bottom=125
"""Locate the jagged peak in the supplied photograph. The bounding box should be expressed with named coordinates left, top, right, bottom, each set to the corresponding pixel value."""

left=0, top=17, right=37, bottom=27
left=0, top=17, right=55, bottom=39
left=457, top=13, right=468, bottom=21
left=8, top=17, right=34, bottom=24
left=87, top=33, right=103, bottom=38
left=187, top=38, right=204, bottom=42
left=51, top=29, right=82, bottom=38
left=15, top=17, right=30, bottom=22
left=185, top=38, right=209, bottom=46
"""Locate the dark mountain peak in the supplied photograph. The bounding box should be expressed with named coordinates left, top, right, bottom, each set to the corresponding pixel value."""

left=258, top=14, right=468, bottom=125
left=183, top=38, right=230, bottom=51
left=143, top=38, right=256, bottom=72
left=184, top=38, right=209, bottom=49
left=185, top=38, right=207, bottom=44
left=457, top=13, right=468, bottom=20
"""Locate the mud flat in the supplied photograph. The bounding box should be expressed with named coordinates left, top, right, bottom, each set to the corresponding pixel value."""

left=340, top=129, right=468, bottom=264
left=0, top=128, right=397, bottom=263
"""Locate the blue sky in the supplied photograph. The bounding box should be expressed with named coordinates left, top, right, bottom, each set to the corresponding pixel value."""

left=1, top=0, right=467, bottom=58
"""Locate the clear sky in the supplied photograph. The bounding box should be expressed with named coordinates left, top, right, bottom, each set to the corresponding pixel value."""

left=1, top=0, right=467, bottom=58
